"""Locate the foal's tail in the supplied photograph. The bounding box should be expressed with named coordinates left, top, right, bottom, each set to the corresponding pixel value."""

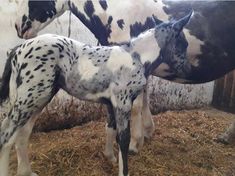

left=0, top=46, right=19, bottom=106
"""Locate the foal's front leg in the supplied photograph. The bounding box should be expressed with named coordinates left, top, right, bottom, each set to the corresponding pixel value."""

left=113, top=100, right=132, bottom=176
left=105, top=92, right=143, bottom=158
left=116, top=112, right=131, bottom=176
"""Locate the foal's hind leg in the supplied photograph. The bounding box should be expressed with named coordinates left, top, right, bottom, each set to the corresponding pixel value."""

left=0, top=76, right=56, bottom=175
left=0, top=118, right=18, bottom=176
left=0, top=101, right=44, bottom=176
left=15, top=116, right=38, bottom=176
left=0, top=107, right=36, bottom=176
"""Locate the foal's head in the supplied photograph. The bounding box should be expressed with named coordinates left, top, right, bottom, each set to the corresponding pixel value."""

left=15, top=0, right=67, bottom=39
left=155, top=11, right=192, bottom=49
left=152, top=11, right=193, bottom=79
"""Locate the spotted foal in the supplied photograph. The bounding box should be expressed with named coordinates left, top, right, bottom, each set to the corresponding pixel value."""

left=0, top=13, right=191, bottom=176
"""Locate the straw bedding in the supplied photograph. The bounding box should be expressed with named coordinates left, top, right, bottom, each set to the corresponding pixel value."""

left=9, top=108, right=235, bottom=176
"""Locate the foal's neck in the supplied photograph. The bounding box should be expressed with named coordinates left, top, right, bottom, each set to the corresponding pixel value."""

left=130, top=28, right=160, bottom=65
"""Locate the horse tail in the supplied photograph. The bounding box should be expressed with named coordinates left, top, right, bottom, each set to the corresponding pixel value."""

left=0, top=45, right=19, bottom=105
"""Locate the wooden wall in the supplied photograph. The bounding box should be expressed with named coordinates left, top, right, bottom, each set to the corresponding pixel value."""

left=212, top=71, right=235, bottom=113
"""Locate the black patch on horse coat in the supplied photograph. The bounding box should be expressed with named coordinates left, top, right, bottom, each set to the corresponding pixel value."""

left=54, top=43, right=64, bottom=52
left=0, top=46, right=20, bottom=105
left=68, top=1, right=112, bottom=45
left=16, top=63, right=28, bottom=88
left=99, top=0, right=108, bottom=10
left=99, top=98, right=116, bottom=129
left=117, top=122, right=130, bottom=176
left=144, top=50, right=164, bottom=78
left=130, top=15, right=162, bottom=38
left=117, top=19, right=124, bottom=30
left=52, top=65, right=65, bottom=95
left=84, top=0, right=95, bottom=17
left=186, top=42, right=235, bottom=83
left=35, top=46, right=42, bottom=51
left=24, top=47, right=33, bottom=58
left=33, top=64, right=43, bottom=71
left=25, top=71, right=31, bottom=76
left=28, top=0, right=56, bottom=23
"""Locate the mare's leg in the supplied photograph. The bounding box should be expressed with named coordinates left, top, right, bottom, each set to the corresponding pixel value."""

left=15, top=116, right=38, bottom=176
left=104, top=101, right=117, bottom=162
left=142, top=83, right=155, bottom=139
left=216, top=120, right=235, bottom=144
left=129, top=91, right=144, bottom=153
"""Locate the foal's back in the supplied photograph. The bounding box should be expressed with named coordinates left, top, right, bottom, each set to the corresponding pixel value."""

left=15, top=34, right=143, bottom=101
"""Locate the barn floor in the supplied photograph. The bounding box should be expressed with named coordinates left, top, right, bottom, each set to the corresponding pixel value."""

left=9, top=107, right=235, bottom=176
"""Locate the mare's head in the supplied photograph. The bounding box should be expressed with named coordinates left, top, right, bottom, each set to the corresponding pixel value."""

left=15, top=0, right=67, bottom=39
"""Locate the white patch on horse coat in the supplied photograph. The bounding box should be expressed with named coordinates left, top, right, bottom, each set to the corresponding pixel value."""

left=132, top=29, right=160, bottom=64
left=107, top=47, right=134, bottom=72
left=183, top=28, right=204, bottom=67
left=78, top=57, right=100, bottom=81
left=85, top=88, right=110, bottom=101
left=118, top=150, right=124, bottom=176
left=107, top=0, right=169, bottom=43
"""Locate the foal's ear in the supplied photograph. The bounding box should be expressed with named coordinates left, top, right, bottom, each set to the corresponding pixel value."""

left=172, top=10, right=193, bottom=35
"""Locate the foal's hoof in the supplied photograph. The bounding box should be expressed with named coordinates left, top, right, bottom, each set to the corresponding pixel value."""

left=103, top=152, right=117, bottom=163
left=31, top=173, right=39, bottom=176
left=144, top=126, right=154, bottom=139
left=128, top=149, right=138, bottom=155
left=128, top=145, right=138, bottom=155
